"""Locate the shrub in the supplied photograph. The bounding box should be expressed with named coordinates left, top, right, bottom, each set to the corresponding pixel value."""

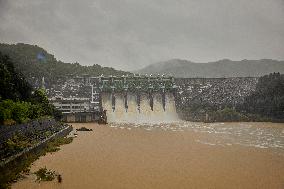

left=45, top=137, right=73, bottom=153
left=0, top=100, right=14, bottom=122
left=211, top=107, right=248, bottom=122
left=34, top=167, right=56, bottom=181
left=3, top=119, right=16, bottom=126
left=11, top=101, right=30, bottom=123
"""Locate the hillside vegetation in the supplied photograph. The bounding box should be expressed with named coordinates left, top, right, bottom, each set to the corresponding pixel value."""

left=0, top=43, right=130, bottom=86
left=0, top=52, right=61, bottom=125
left=178, top=73, right=284, bottom=122
left=239, top=73, right=284, bottom=121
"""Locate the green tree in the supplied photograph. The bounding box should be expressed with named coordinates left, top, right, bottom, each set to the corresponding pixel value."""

left=240, top=73, right=284, bottom=120
left=0, top=100, right=13, bottom=122
left=0, top=52, right=32, bottom=101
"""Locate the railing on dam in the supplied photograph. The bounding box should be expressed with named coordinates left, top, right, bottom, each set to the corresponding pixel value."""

left=90, top=75, right=177, bottom=93
left=90, top=75, right=178, bottom=112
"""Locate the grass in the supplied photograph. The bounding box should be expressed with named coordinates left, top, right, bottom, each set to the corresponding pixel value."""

left=45, top=137, right=73, bottom=153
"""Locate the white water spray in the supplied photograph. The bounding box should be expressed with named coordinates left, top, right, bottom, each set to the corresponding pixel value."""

left=102, top=93, right=179, bottom=123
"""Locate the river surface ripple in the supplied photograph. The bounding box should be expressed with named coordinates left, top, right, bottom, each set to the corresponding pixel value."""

left=109, top=121, right=284, bottom=153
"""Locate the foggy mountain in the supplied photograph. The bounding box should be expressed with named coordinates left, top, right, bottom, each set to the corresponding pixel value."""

left=137, top=59, right=284, bottom=78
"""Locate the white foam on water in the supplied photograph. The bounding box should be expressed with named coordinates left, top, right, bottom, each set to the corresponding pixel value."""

left=102, top=93, right=179, bottom=124
left=103, top=104, right=284, bottom=154
left=195, top=139, right=217, bottom=146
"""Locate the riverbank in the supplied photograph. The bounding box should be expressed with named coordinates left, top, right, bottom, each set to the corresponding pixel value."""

left=0, top=120, right=72, bottom=188
left=13, top=122, right=284, bottom=189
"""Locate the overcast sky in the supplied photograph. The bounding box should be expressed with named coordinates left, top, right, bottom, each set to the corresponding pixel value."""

left=0, top=0, right=284, bottom=70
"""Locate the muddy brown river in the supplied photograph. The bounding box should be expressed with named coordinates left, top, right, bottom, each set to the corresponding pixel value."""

left=13, top=122, right=284, bottom=189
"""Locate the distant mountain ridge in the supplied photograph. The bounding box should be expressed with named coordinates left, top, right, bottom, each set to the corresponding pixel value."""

left=137, top=59, right=284, bottom=78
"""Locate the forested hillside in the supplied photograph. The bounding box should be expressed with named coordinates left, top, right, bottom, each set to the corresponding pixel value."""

left=0, top=52, right=61, bottom=125
left=239, top=73, right=284, bottom=121
left=0, top=52, right=32, bottom=101
left=177, top=73, right=284, bottom=122
left=0, top=43, right=130, bottom=87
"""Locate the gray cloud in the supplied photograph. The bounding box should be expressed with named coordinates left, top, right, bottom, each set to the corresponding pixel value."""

left=0, top=0, right=284, bottom=70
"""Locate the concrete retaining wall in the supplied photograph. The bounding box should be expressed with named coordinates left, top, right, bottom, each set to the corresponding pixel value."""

left=63, top=112, right=100, bottom=123
left=0, top=119, right=57, bottom=145
left=0, top=125, right=72, bottom=168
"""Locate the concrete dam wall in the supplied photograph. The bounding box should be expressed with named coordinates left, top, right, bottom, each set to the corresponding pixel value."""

left=47, top=75, right=259, bottom=122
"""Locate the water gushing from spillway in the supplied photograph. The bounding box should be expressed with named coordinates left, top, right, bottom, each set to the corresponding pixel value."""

left=102, top=93, right=179, bottom=123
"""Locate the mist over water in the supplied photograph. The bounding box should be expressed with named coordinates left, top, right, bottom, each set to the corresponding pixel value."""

left=102, top=93, right=179, bottom=123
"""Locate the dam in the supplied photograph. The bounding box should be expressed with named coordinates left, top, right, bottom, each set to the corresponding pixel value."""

left=48, top=75, right=258, bottom=123
left=90, top=75, right=179, bottom=123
